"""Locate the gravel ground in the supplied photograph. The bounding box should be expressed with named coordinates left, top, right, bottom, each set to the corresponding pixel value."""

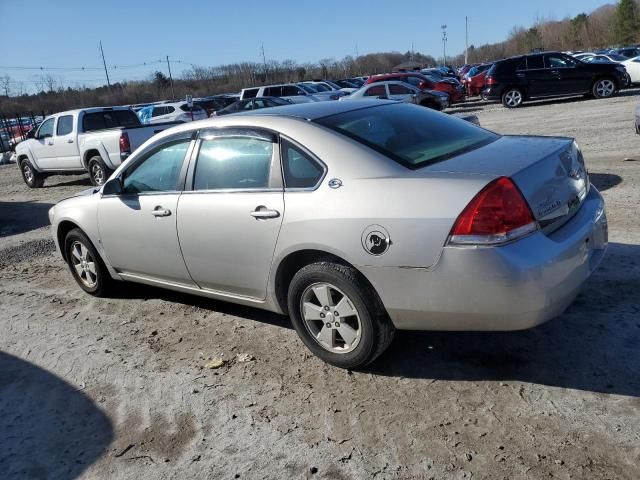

left=1, top=90, right=640, bottom=480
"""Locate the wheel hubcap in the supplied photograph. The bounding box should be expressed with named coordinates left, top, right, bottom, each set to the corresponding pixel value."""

left=23, top=165, right=34, bottom=183
left=92, top=164, right=105, bottom=185
left=597, top=80, right=614, bottom=97
left=70, top=241, right=97, bottom=288
left=300, top=283, right=362, bottom=354
left=506, top=90, right=522, bottom=107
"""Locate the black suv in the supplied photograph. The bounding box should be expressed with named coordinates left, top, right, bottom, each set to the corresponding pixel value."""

left=483, top=51, right=628, bottom=108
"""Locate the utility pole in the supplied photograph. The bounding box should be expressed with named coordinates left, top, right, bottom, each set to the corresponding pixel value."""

left=166, top=55, right=175, bottom=99
left=260, top=43, right=268, bottom=82
left=441, top=25, right=448, bottom=66
left=465, top=16, right=469, bottom=64
left=99, top=41, right=111, bottom=89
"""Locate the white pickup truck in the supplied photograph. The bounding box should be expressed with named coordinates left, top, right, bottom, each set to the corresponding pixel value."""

left=15, top=107, right=178, bottom=188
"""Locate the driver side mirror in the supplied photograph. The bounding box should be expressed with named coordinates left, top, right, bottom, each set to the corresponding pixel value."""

left=26, top=129, right=36, bottom=139
left=102, top=177, right=123, bottom=195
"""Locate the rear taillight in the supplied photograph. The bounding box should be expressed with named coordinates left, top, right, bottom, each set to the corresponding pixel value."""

left=119, top=132, right=131, bottom=159
left=449, top=177, right=537, bottom=245
left=485, top=76, right=496, bottom=85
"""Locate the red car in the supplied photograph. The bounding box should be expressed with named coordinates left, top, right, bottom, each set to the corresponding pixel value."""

left=366, top=73, right=465, bottom=103
left=465, top=71, right=488, bottom=96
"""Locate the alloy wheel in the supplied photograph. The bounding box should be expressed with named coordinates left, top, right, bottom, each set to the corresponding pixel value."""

left=70, top=241, right=98, bottom=288
left=596, top=80, right=614, bottom=97
left=22, top=164, right=34, bottom=184
left=300, top=282, right=362, bottom=354
left=505, top=90, right=522, bottom=107
left=91, top=163, right=105, bottom=185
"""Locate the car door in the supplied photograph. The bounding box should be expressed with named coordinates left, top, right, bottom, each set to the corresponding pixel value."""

left=625, top=57, right=640, bottom=83
left=30, top=117, right=56, bottom=169
left=149, top=106, right=169, bottom=124
left=52, top=114, right=81, bottom=169
left=544, top=53, right=587, bottom=94
left=97, top=132, right=196, bottom=285
left=522, top=54, right=556, bottom=97
left=176, top=129, right=284, bottom=299
left=388, top=83, right=414, bottom=102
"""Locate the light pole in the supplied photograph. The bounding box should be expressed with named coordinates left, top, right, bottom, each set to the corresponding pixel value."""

left=441, top=25, right=448, bottom=66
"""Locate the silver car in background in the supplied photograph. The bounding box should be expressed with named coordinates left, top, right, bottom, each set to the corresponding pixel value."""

left=49, top=101, right=607, bottom=369
left=343, top=81, right=450, bottom=110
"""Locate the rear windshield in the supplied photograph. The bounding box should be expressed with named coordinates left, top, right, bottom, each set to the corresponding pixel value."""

left=82, top=110, right=140, bottom=132
left=315, top=103, right=498, bottom=169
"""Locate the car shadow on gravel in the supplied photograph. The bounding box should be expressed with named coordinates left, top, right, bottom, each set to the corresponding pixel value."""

left=112, top=283, right=293, bottom=330
left=0, top=201, right=53, bottom=237
left=44, top=177, right=91, bottom=189
left=0, top=351, right=113, bottom=479
left=369, top=242, right=640, bottom=398
left=589, top=172, right=623, bottom=192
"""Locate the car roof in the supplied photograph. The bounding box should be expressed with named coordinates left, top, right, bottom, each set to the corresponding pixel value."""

left=238, top=99, right=396, bottom=120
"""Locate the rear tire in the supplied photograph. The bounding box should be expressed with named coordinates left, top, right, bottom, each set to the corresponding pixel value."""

left=592, top=78, right=616, bottom=99
left=64, top=228, right=113, bottom=296
left=287, top=262, right=395, bottom=369
left=88, top=155, right=111, bottom=187
left=502, top=88, right=524, bottom=108
left=19, top=159, right=45, bottom=188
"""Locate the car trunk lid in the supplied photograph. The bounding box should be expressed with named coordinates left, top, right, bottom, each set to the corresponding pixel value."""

left=420, top=135, right=589, bottom=234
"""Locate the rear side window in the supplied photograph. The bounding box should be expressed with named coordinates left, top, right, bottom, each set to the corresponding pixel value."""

left=264, top=86, right=282, bottom=97
left=404, top=76, right=422, bottom=87
left=243, top=88, right=259, bottom=99
left=193, top=136, right=273, bottom=190
left=315, top=103, right=498, bottom=169
left=56, top=115, right=73, bottom=136
left=151, top=107, right=167, bottom=117
left=389, top=84, right=412, bottom=94
left=282, top=85, right=303, bottom=96
left=82, top=110, right=140, bottom=131
left=526, top=55, right=545, bottom=70
left=281, top=139, right=324, bottom=189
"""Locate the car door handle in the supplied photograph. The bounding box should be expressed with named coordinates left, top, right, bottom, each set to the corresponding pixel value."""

left=47, top=140, right=53, bottom=145
left=67, top=138, right=74, bottom=143
left=151, top=206, right=172, bottom=217
left=250, top=207, right=280, bottom=219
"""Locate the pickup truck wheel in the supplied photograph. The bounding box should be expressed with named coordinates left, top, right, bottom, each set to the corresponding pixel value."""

left=88, top=156, right=111, bottom=186
left=20, top=160, right=45, bottom=188
left=287, top=262, right=395, bottom=369
left=64, top=228, right=112, bottom=296
left=592, top=78, right=616, bottom=99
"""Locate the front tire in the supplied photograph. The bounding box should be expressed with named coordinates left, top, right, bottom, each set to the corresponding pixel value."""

left=502, top=88, right=524, bottom=108
left=88, top=155, right=111, bottom=187
left=64, top=228, right=112, bottom=296
left=19, top=159, right=45, bottom=188
left=287, top=262, right=395, bottom=369
left=592, top=78, right=616, bottom=99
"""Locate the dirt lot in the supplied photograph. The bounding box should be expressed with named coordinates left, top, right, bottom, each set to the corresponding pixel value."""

left=1, top=91, right=640, bottom=480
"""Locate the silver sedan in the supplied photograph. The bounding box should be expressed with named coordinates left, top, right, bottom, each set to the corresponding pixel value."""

left=49, top=101, right=608, bottom=369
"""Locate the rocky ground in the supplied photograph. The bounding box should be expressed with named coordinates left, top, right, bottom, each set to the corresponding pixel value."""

left=1, top=90, right=639, bottom=479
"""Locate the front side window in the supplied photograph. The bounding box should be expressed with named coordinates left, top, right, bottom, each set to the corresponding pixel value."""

left=151, top=106, right=167, bottom=117
left=37, top=118, right=54, bottom=139
left=281, top=139, right=324, bottom=189
left=364, top=85, right=386, bottom=96
left=315, top=103, right=498, bottom=169
left=56, top=115, right=73, bottom=136
left=404, top=76, right=421, bottom=86
left=193, top=136, right=273, bottom=190
left=122, top=139, right=190, bottom=193
left=545, top=54, right=576, bottom=68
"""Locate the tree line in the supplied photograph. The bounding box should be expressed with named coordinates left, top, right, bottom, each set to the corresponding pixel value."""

left=0, top=0, right=638, bottom=116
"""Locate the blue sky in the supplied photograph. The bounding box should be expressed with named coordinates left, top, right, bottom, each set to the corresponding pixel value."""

left=0, top=0, right=612, bottom=92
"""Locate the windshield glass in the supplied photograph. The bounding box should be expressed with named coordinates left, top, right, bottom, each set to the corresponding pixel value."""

left=315, top=103, right=498, bottom=169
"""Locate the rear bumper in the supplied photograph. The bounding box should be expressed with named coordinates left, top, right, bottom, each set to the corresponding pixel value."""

left=482, top=86, right=504, bottom=101
left=361, top=187, right=607, bottom=331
